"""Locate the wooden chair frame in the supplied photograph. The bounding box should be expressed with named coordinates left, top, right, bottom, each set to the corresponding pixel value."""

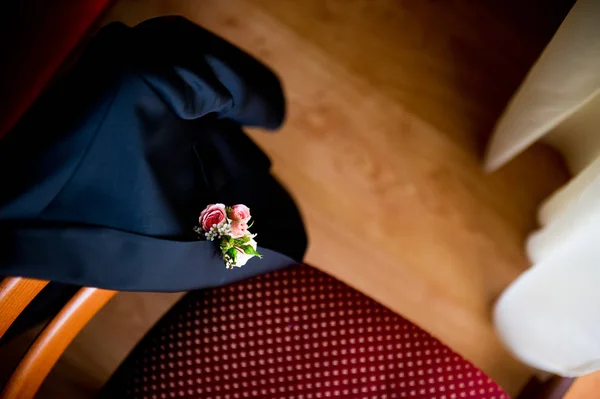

left=0, top=277, right=115, bottom=399
left=0, top=276, right=577, bottom=399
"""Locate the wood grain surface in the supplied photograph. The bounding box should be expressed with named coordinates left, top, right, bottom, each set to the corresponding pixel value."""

left=0, top=278, right=48, bottom=338
left=565, top=372, right=600, bottom=399
left=1, top=288, right=116, bottom=399
left=34, top=0, right=574, bottom=397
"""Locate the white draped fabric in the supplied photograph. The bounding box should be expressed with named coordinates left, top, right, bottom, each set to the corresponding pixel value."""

left=486, top=0, right=600, bottom=376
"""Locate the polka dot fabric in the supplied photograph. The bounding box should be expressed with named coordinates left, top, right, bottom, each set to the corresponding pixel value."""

left=103, top=265, right=509, bottom=399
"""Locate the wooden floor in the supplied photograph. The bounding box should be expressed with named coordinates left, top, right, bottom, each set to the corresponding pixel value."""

left=36, top=0, right=577, bottom=397
left=566, top=373, right=600, bottom=399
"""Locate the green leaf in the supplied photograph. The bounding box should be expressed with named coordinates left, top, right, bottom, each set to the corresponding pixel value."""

left=220, top=237, right=231, bottom=250
left=242, top=245, right=262, bottom=258
left=226, top=247, right=238, bottom=262
left=225, top=206, right=233, bottom=216
left=233, top=236, right=251, bottom=246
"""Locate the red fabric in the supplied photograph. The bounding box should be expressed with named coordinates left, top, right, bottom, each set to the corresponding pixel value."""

left=106, top=265, right=509, bottom=399
left=0, top=0, right=111, bottom=139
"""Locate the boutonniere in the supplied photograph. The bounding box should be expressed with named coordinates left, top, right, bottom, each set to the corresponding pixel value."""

left=194, top=203, right=262, bottom=269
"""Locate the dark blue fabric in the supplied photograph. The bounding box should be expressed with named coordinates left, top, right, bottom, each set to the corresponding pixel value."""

left=0, top=17, right=307, bottom=292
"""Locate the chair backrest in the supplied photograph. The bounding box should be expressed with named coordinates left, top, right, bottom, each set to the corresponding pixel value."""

left=0, top=0, right=112, bottom=140
left=0, top=278, right=49, bottom=338
left=0, top=277, right=116, bottom=399
left=0, top=2, right=113, bottom=395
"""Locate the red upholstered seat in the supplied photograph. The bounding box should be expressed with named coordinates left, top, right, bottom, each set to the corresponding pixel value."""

left=104, top=265, right=509, bottom=399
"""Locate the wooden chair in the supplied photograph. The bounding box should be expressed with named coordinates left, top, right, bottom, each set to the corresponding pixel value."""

left=0, top=268, right=577, bottom=399
left=0, top=277, right=116, bottom=399
left=0, top=2, right=113, bottom=396
left=0, top=1, right=581, bottom=398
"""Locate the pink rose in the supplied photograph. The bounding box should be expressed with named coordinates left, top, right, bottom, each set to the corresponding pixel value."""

left=229, top=204, right=251, bottom=222
left=199, top=203, right=226, bottom=231
left=230, top=220, right=248, bottom=238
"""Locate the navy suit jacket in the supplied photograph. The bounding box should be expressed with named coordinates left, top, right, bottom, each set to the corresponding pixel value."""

left=0, top=17, right=307, bottom=291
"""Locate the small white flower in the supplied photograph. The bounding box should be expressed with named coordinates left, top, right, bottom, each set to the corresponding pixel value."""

left=229, top=238, right=258, bottom=268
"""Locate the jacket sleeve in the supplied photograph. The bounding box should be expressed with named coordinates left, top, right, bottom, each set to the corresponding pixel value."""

left=129, top=16, right=286, bottom=130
